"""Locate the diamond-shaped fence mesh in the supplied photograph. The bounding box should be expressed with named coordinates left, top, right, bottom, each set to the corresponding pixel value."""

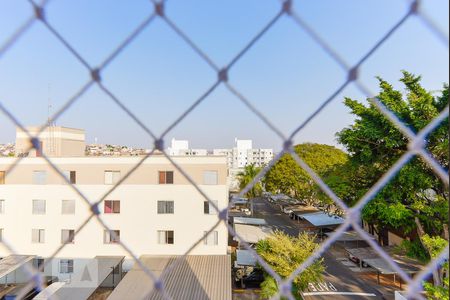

left=0, top=0, right=448, bottom=299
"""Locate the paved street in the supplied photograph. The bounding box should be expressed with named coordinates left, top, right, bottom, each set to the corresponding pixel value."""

left=252, top=198, right=386, bottom=300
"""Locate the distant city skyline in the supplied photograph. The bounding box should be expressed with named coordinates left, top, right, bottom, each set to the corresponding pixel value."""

left=0, top=1, right=448, bottom=151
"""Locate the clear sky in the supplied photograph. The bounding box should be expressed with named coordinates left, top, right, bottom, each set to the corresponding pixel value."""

left=0, top=0, right=448, bottom=151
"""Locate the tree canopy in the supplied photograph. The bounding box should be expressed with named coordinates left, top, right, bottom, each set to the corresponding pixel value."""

left=263, top=143, right=347, bottom=205
left=335, top=71, right=448, bottom=237
left=255, top=231, right=324, bottom=299
left=236, top=163, right=263, bottom=198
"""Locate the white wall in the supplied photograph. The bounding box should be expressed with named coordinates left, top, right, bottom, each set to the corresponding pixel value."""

left=0, top=184, right=228, bottom=260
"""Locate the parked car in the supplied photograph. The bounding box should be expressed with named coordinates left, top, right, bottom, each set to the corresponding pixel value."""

left=348, top=253, right=369, bottom=267
left=241, top=208, right=251, bottom=216
left=235, top=269, right=264, bottom=288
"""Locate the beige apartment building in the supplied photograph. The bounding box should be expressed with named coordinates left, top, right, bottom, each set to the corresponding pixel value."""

left=0, top=127, right=230, bottom=298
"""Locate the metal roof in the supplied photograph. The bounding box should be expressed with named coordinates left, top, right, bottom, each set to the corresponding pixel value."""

left=345, top=247, right=425, bottom=275
left=53, top=256, right=124, bottom=300
left=33, top=282, right=66, bottom=299
left=108, top=255, right=231, bottom=300
left=324, top=231, right=375, bottom=242
left=234, top=224, right=273, bottom=244
left=236, top=250, right=257, bottom=267
left=233, top=217, right=267, bottom=226
left=301, top=212, right=345, bottom=228
left=0, top=255, right=35, bottom=279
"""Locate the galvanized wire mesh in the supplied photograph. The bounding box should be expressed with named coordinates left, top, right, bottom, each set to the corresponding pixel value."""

left=0, top=0, right=448, bottom=299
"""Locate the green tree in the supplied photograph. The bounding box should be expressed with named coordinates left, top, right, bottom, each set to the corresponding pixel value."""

left=256, top=231, right=324, bottom=299
left=335, top=72, right=448, bottom=288
left=236, top=164, right=263, bottom=198
left=335, top=71, right=448, bottom=237
left=263, top=143, right=348, bottom=205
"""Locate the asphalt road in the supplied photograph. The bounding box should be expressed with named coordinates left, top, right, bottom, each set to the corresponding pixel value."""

left=252, top=198, right=384, bottom=300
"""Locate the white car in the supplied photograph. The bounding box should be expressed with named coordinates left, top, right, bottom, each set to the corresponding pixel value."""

left=283, top=207, right=293, bottom=214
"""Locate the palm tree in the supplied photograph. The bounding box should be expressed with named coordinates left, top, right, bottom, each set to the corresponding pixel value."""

left=236, top=164, right=263, bottom=216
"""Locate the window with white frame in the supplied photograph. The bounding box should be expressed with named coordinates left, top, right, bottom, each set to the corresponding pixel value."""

left=61, top=229, right=75, bottom=244
left=104, top=170, right=120, bottom=185
left=203, top=200, right=219, bottom=215
left=59, top=259, right=74, bottom=273
left=32, top=229, right=45, bottom=243
left=32, top=199, right=46, bottom=215
left=104, top=230, right=120, bottom=244
left=203, top=231, right=218, bottom=245
left=61, top=200, right=75, bottom=214
left=33, top=170, right=47, bottom=184
left=157, top=230, right=174, bottom=244
left=203, top=170, right=218, bottom=185
left=157, top=201, right=174, bottom=214
left=0, top=200, right=4, bottom=214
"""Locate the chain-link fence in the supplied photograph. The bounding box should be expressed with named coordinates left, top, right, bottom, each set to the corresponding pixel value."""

left=0, top=0, right=448, bottom=299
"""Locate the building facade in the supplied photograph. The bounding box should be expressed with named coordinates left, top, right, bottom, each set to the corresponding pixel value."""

left=0, top=131, right=228, bottom=282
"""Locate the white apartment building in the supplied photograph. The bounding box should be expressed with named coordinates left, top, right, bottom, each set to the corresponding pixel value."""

left=213, top=139, right=273, bottom=169
left=0, top=129, right=228, bottom=285
left=168, top=138, right=208, bottom=156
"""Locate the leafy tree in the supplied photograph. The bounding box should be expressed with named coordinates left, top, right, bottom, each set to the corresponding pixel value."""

left=256, top=231, right=324, bottom=299
left=263, top=143, right=347, bottom=205
left=236, top=164, right=263, bottom=198
left=335, top=72, right=448, bottom=287
left=335, top=71, right=448, bottom=238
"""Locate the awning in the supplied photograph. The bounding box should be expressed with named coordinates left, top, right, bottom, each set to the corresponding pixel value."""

left=53, top=256, right=124, bottom=300
left=0, top=255, right=35, bottom=279
left=235, top=250, right=257, bottom=267
left=301, top=212, right=345, bottom=228
left=233, top=217, right=267, bottom=226
left=234, top=224, right=273, bottom=244
left=108, top=255, right=231, bottom=300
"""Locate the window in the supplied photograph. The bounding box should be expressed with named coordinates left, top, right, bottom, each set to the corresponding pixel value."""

left=104, top=230, right=120, bottom=243
left=104, top=171, right=120, bottom=185
left=104, top=200, right=120, bottom=214
left=204, top=200, right=219, bottom=215
left=33, top=171, right=47, bottom=184
left=60, top=259, right=74, bottom=273
left=157, top=201, right=174, bottom=214
left=0, top=229, right=3, bottom=242
left=0, top=200, right=4, bottom=214
left=32, top=229, right=45, bottom=243
left=61, top=200, right=75, bottom=214
left=0, top=171, right=4, bottom=184
left=157, top=230, right=174, bottom=244
left=203, top=171, right=218, bottom=185
left=203, top=231, right=218, bottom=245
left=61, top=229, right=75, bottom=244
left=63, top=171, right=76, bottom=184
left=32, top=200, right=46, bottom=215
left=158, top=171, right=174, bottom=184
left=33, top=258, right=45, bottom=272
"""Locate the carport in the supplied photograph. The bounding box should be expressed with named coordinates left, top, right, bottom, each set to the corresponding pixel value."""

left=234, top=224, right=273, bottom=246
left=53, top=256, right=124, bottom=300
left=0, top=255, right=35, bottom=284
left=324, top=230, right=374, bottom=248
left=345, top=247, right=424, bottom=287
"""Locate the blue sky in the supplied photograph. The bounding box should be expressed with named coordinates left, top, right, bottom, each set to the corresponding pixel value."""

left=0, top=0, right=448, bottom=151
